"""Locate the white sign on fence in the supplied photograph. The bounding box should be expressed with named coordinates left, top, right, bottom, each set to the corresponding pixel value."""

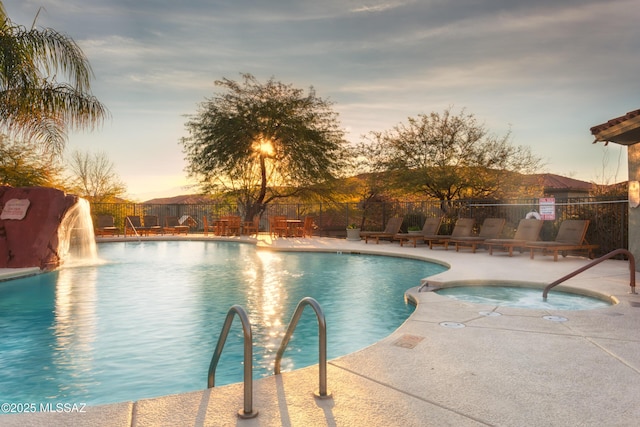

left=539, top=197, right=555, bottom=220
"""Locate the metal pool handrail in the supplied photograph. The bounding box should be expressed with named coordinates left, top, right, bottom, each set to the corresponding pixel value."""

left=543, top=248, right=637, bottom=300
left=208, top=305, right=258, bottom=419
left=274, top=297, right=331, bottom=399
left=124, top=216, right=141, bottom=241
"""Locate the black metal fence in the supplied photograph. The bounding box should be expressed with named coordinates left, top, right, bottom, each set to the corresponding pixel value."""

left=91, top=196, right=628, bottom=257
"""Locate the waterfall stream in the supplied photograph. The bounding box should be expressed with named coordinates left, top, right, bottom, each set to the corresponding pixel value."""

left=57, top=198, right=98, bottom=265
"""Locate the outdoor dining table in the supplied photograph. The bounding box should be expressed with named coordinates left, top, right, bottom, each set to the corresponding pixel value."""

left=213, top=218, right=229, bottom=235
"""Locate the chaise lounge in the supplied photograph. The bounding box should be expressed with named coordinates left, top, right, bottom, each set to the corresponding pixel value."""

left=362, top=217, right=403, bottom=244
left=164, top=216, right=189, bottom=235
left=142, top=215, right=163, bottom=235
left=394, top=217, right=443, bottom=247
left=95, top=214, right=119, bottom=237
left=524, top=219, right=598, bottom=261
left=124, top=215, right=142, bottom=237
left=450, top=218, right=506, bottom=253
left=484, top=218, right=543, bottom=256
left=423, top=218, right=475, bottom=250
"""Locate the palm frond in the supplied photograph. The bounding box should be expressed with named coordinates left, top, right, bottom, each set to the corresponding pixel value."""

left=0, top=8, right=107, bottom=153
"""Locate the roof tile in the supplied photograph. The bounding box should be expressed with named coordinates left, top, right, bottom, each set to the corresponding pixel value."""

left=590, top=109, right=640, bottom=134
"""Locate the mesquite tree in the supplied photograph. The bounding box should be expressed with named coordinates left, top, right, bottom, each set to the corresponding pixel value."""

left=370, top=108, right=543, bottom=202
left=181, top=73, right=347, bottom=219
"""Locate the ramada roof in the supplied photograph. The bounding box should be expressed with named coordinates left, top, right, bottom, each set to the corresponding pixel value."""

left=590, top=109, right=640, bottom=145
left=532, top=173, right=593, bottom=191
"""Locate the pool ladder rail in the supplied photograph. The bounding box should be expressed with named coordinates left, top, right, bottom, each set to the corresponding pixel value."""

left=124, top=216, right=141, bottom=241
left=208, top=297, right=330, bottom=420
left=275, top=297, right=331, bottom=399
left=208, top=305, right=257, bottom=419
left=543, top=248, right=636, bottom=300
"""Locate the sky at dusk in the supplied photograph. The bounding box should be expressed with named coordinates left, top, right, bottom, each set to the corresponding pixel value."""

left=5, top=0, right=639, bottom=200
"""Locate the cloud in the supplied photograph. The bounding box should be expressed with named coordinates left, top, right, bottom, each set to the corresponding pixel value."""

left=350, top=1, right=412, bottom=14
left=82, top=36, right=157, bottom=58
left=7, top=0, right=639, bottom=192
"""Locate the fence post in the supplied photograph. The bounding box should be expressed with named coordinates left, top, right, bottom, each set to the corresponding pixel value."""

left=345, top=203, right=350, bottom=230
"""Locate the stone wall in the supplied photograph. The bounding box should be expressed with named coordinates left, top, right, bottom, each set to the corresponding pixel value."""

left=0, top=186, right=78, bottom=270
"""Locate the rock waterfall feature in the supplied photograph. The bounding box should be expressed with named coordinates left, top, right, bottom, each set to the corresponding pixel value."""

left=0, top=186, right=95, bottom=270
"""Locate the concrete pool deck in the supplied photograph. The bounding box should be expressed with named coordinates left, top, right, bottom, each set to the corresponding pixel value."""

left=2, top=234, right=639, bottom=426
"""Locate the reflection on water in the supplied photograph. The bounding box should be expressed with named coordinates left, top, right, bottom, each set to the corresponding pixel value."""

left=0, top=241, right=445, bottom=406
left=246, top=251, right=289, bottom=373
left=52, top=267, right=97, bottom=399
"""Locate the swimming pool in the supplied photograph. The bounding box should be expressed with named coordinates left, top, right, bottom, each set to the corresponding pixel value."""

left=436, top=285, right=611, bottom=310
left=0, top=241, right=446, bottom=406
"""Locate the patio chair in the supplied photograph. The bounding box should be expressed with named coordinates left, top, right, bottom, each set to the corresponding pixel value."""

left=394, top=217, right=443, bottom=247
left=450, top=218, right=506, bottom=253
left=164, top=216, right=189, bottom=235
left=524, top=219, right=598, bottom=261
left=295, top=216, right=314, bottom=237
left=270, top=215, right=288, bottom=237
left=484, top=219, right=543, bottom=256
left=362, top=217, right=404, bottom=244
left=242, top=215, right=261, bottom=236
left=95, top=214, right=119, bottom=237
left=423, top=218, right=475, bottom=250
left=203, top=216, right=217, bottom=236
left=223, top=215, right=242, bottom=236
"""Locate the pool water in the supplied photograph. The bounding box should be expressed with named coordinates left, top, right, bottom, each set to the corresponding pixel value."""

left=436, top=286, right=611, bottom=310
left=0, top=241, right=445, bottom=406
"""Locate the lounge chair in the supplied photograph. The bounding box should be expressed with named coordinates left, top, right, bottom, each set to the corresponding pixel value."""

left=450, top=218, right=506, bottom=253
left=95, top=214, right=119, bottom=237
left=423, top=218, right=475, bottom=250
left=524, top=219, right=598, bottom=261
left=142, top=215, right=163, bottom=235
left=164, top=216, right=189, bottom=235
left=484, top=219, right=543, bottom=256
left=362, top=217, right=404, bottom=244
left=124, top=215, right=142, bottom=236
left=394, top=217, right=443, bottom=247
